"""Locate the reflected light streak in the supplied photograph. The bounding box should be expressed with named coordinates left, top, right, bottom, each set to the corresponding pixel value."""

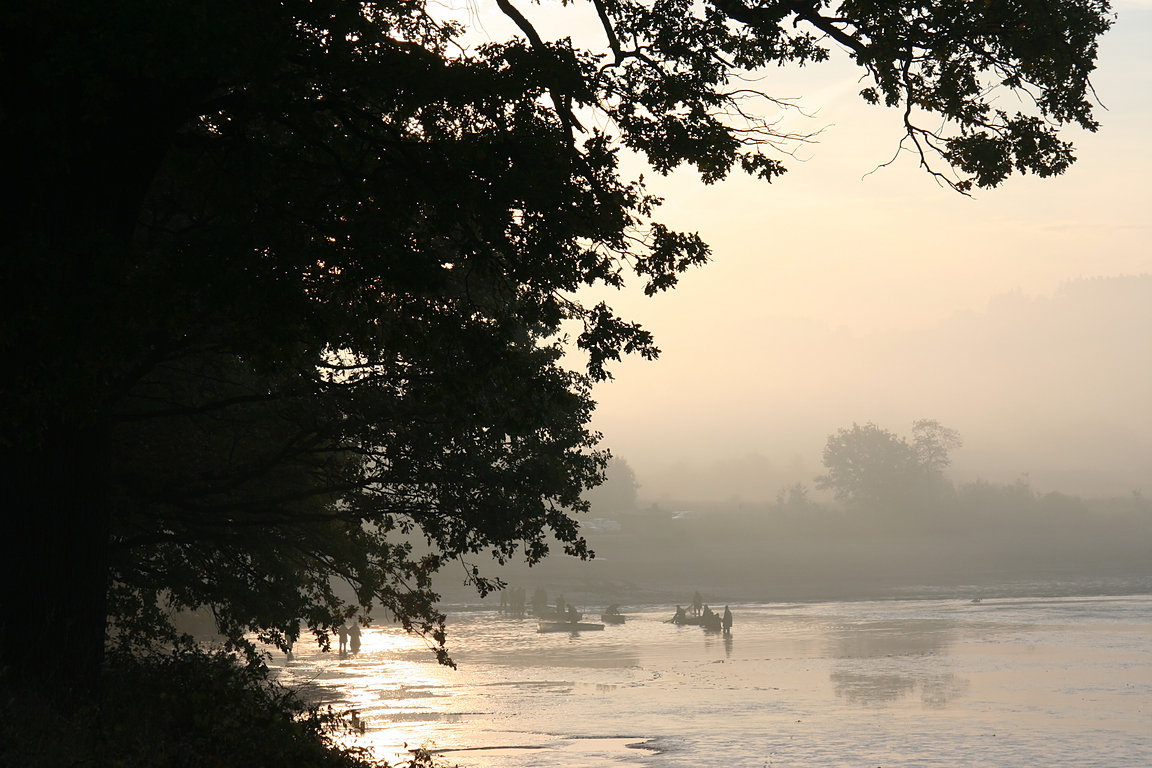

left=268, top=626, right=465, bottom=764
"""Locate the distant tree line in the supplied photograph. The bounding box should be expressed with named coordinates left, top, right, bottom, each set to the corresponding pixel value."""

left=574, top=473, right=1150, bottom=600
left=546, top=420, right=1149, bottom=598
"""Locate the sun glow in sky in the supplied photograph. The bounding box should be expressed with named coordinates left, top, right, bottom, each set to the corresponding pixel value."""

left=459, top=0, right=1152, bottom=501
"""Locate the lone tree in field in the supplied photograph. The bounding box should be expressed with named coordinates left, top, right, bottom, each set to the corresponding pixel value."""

left=816, top=420, right=963, bottom=511
left=1, top=0, right=1111, bottom=693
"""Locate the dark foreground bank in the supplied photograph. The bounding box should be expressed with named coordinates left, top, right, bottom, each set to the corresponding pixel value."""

left=0, top=645, right=444, bottom=768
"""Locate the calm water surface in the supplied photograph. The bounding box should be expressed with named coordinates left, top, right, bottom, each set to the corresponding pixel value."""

left=269, top=595, right=1152, bottom=767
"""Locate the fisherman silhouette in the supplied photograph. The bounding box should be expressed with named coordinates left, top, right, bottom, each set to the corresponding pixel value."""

left=348, top=620, right=361, bottom=653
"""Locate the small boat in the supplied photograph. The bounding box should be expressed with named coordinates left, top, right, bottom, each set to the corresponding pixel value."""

left=671, top=613, right=723, bottom=631
left=600, top=605, right=626, bottom=624
left=537, top=620, right=605, bottom=633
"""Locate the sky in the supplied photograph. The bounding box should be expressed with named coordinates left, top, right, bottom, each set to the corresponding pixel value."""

left=458, top=0, right=1152, bottom=502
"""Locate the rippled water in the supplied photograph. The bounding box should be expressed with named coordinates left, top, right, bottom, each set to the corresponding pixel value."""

left=269, top=595, right=1152, bottom=767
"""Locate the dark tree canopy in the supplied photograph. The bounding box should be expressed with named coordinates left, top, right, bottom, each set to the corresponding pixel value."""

left=1, top=0, right=1109, bottom=691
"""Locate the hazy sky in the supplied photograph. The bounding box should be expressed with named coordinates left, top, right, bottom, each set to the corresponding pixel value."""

left=460, top=0, right=1152, bottom=501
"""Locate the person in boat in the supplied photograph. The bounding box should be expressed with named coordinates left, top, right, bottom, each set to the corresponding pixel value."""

left=605, top=604, right=621, bottom=617
left=692, top=592, right=703, bottom=617
left=556, top=594, right=566, bottom=620
left=567, top=603, right=579, bottom=623
left=532, top=588, right=548, bottom=617
left=348, top=620, right=361, bottom=652
left=722, top=605, right=733, bottom=634
left=673, top=605, right=687, bottom=623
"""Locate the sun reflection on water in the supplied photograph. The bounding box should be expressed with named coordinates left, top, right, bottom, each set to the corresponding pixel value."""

left=266, top=625, right=470, bottom=764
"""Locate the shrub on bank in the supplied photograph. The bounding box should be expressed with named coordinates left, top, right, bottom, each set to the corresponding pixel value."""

left=0, top=646, right=444, bottom=768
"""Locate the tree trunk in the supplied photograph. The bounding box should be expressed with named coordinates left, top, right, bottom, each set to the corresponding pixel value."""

left=0, top=424, right=112, bottom=697
left=1, top=41, right=195, bottom=699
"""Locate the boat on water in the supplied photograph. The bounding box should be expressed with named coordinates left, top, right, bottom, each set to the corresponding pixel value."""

left=671, top=613, right=723, bottom=631
left=600, top=605, right=626, bottom=624
left=537, top=620, right=605, bottom=633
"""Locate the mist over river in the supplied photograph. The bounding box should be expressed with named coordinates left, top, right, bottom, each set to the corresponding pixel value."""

left=269, top=591, right=1152, bottom=768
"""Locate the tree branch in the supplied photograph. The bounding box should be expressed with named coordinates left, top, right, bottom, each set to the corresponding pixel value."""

left=492, top=0, right=584, bottom=136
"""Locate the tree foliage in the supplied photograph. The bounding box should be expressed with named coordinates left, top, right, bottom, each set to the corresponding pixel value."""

left=1, top=0, right=1110, bottom=690
left=816, top=421, right=962, bottom=509
left=584, top=457, right=641, bottom=515
left=1, top=644, right=383, bottom=768
left=912, top=419, right=964, bottom=474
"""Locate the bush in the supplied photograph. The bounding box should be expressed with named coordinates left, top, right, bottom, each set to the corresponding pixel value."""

left=1, top=645, right=381, bottom=768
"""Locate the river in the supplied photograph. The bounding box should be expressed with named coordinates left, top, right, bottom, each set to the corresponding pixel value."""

left=268, top=593, right=1152, bottom=767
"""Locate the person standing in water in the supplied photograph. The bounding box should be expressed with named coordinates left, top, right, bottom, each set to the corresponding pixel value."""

left=337, top=623, right=349, bottom=653
left=722, top=605, right=733, bottom=634
left=348, top=620, right=361, bottom=653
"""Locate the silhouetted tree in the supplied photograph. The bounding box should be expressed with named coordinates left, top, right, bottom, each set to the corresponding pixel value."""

left=816, top=421, right=961, bottom=510
left=912, top=419, right=964, bottom=475
left=817, top=423, right=920, bottom=507
left=1, top=0, right=1110, bottom=693
left=776, top=483, right=817, bottom=515
left=584, top=457, right=640, bottom=515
